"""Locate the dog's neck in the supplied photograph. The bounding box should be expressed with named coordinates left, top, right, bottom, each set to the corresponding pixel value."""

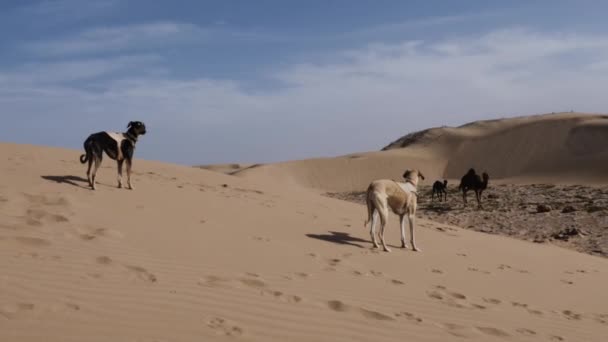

left=395, top=180, right=418, bottom=196
left=124, top=130, right=138, bottom=143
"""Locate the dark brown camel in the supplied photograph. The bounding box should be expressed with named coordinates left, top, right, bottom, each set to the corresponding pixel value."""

left=431, top=180, right=448, bottom=202
left=458, top=168, right=489, bottom=208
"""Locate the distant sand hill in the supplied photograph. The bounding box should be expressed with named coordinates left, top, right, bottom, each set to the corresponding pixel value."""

left=200, top=112, right=608, bottom=192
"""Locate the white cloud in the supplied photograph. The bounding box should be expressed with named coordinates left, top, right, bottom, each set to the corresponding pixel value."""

left=23, top=22, right=202, bottom=56
left=22, top=21, right=286, bottom=57
left=3, top=28, right=608, bottom=164
left=0, top=55, right=162, bottom=85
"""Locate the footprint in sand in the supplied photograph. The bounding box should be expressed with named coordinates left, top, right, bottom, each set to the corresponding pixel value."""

left=23, top=193, right=70, bottom=206
left=427, top=286, right=486, bottom=310
left=326, top=300, right=393, bottom=321
left=50, top=302, right=81, bottom=313
left=395, top=311, right=423, bottom=323
left=512, top=302, right=543, bottom=316
left=476, top=326, right=510, bottom=337
left=593, top=313, right=608, bottom=325
left=439, top=323, right=474, bottom=338
left=482, top=298, right=502, bottom=305
left=0, top=302, right=35, bottom=319
left=549, top=335, right=565, bottom=341
left=562, top=310, right=582, bottom=320
left=96, top=256, right=113, bottom=265
left=24, top=208, right=70, bottom=226
left=198, top=275, right=230, bottom=288
left=516, top=328, right=537, bottom=336
left=261, top=290, right=303, bottom=304
left=467, top=267, right=491, bottom=275
left=252, top=236, right=271, bottom=242
left=326, top=300, right=351, bottom=312
left=327, top=258, right=341, bottom=267
left=15, top=236, right=51, bottom=247
left=77, top=227, right=123, bottom=241
left=125, top=265, right=157, bottom=283
left=206, top=317, right=245, bottom=337
left=240, top=278, right=266, bottom=288
left=359, top=308, right=395, bottom=321
left=370, top=270, right=383, bottom=277
left=390, top=279, right=405, bottom=285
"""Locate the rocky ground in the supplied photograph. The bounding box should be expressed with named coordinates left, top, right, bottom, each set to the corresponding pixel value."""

left=325, top=184, right=608, bottom=258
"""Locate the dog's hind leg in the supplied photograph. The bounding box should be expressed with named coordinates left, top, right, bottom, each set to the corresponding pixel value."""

left=378, top=206, right=391, bottom=252
left=369, top=209, right=380, bottom=249
left=408, top=214, right=421, bottom=252
left=91, top=155, right=102, bottom=190
left=117, top=160, right=124, bottom=188
left=399, top=215, right=408, bottom=249
left=86, top=157, right=93, bottom=187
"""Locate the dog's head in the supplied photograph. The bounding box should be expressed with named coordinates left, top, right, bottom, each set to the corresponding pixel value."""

left=127, top=121, right=147, bottom=136
left=403, top=169, right=425, bottom=183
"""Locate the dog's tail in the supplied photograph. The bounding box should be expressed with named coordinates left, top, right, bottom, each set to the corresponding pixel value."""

left=363, top=185, right=374, bottom=228
left=79, top=154, right=88, bottom=164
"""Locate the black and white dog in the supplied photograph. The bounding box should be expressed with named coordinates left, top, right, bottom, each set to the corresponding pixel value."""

left=80, top=121, right=147, bottom=190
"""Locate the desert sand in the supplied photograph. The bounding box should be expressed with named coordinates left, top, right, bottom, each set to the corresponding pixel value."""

left=2, top=112, right=608, bottom=341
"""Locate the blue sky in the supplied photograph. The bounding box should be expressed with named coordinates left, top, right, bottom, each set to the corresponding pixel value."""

left=1, top=1, right=608, bottom=165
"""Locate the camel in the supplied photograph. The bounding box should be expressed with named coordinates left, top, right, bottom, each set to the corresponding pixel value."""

left=431, top=179, right=448, bottom=202
left=458, top=168, right=489, bottom=208
left=364, top=169, right=425, bottom=252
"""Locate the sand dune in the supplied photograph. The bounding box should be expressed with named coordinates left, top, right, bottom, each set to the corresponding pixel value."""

left=225, top=113, right=608, bottom=193
left=1, top=141, right=608, bottom=341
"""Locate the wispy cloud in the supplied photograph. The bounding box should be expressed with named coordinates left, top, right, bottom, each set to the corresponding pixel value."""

left=5, top=0, right=118, bottom=27
left=22, top=21, right=286, bottom=57
left=23, top=22, right=202, bottom=56
left=0, top=55, right=162, bottom=85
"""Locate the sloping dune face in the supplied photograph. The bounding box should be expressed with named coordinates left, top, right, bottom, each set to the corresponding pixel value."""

left=232, top=113, right=608, bottom=192
left=2, top=142, right=608, bottom=342
left=439, top=113, right=608, bottom=182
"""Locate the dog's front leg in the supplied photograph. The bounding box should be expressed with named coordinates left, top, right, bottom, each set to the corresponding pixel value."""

left=126, top=159, right=134, bottom=190
left=408, top=214, right=421, bottom=252
left=117, top=160, right=124, bottom=188
left=399, top=215, right=408, bottom=249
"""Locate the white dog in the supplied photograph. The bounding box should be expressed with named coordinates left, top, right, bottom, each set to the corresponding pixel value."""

left=364, top=169, right=425, bottom=252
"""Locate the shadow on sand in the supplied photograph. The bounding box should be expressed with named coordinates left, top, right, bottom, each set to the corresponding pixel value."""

left=306, top=231, right=369, bottom=248
left=41, top=175, right=89, bottom=189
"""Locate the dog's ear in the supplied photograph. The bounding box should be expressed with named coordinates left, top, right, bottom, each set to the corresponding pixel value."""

left=418, top=171, right=425, bottom=180
left=127, top=121, right=134, bottom=129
